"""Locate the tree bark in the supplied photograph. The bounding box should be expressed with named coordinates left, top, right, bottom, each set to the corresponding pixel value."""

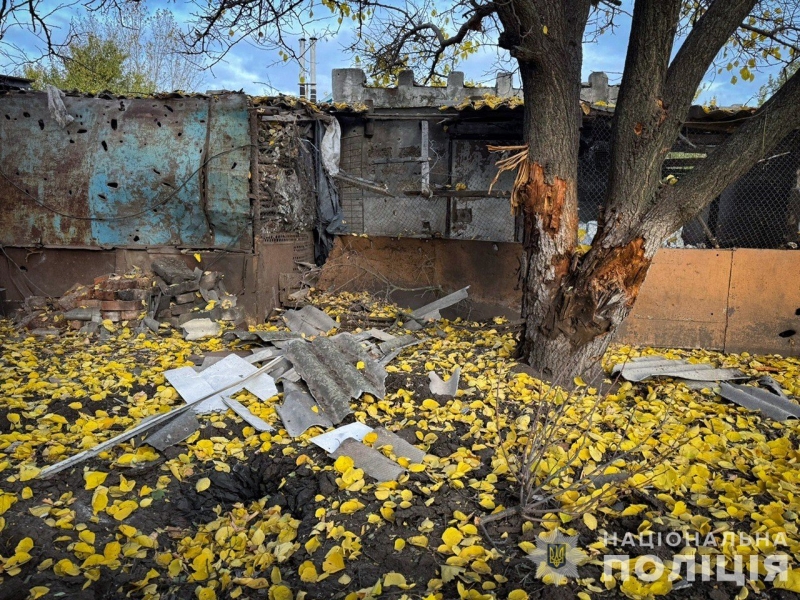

left=502, top=0, right=795, bottom=384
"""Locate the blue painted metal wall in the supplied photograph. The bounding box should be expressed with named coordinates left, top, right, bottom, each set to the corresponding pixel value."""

left=0, top=92, right=251, bottom=249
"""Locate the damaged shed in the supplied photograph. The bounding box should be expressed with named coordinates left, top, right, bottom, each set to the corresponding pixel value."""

left=0, top=88, right=346, bottom=323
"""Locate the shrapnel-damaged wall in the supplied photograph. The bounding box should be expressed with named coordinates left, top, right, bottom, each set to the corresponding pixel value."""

left=0, top=91, right=251, bottom=249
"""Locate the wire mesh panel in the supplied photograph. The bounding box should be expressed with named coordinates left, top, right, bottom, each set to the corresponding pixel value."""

left=341, top=113, right=800, bottom=250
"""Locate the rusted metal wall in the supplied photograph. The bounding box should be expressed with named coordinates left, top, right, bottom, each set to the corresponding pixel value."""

left=0, top=92, right=251, bottom=249
left=319, top=236, right=800, bottom=356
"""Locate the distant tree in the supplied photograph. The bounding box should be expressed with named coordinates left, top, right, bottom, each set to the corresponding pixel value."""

left=22, top=5, right=204, bottom=94
left=23, top=34, right=145, bottom=94
left=758, top=62, right=799, bottom=104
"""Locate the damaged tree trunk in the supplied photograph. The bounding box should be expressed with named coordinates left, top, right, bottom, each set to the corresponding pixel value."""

left=506, top=0, right=795, bottom=383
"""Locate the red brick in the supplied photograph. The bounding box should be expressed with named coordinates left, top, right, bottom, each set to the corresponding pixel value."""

left=93, top=289, right=117, bottom=301
left=101, top=311, right=121, bottom=322
left=100, top=300, right=142, bottom=311
left=57, top=284, right=92, bottom=311
left=120, top=310, right=141, bottom=321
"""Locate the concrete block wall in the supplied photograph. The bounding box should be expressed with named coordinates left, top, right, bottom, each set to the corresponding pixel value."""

left=332, top=68, right=619, bottom=108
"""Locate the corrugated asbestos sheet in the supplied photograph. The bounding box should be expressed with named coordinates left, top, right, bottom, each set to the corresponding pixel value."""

left=0, top=92, right=251, bottom=249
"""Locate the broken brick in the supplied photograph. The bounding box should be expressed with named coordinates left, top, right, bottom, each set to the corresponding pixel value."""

left=57, top=284, right=92, bottom=311
left=100, top=300, right=142, bottom=312
left=152, top=257, right=196, bottom=285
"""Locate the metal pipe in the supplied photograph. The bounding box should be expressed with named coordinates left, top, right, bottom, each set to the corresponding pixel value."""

left=299, top=37, right=307, bottom=99
left=310, top=37, right=317, bottom=103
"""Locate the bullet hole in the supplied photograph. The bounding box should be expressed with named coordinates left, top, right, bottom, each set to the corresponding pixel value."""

left=77, top=129, right=87, bottom=133
left=101, top=141, right=108, bottom=151
left=153, top=168, right=161, bottom=175
left=133, top=235, right=140, bottom=242
left=177, top=132, right=182, bottom=137
left=164, top=105, right=173, bottom=112
left=23, top=112, right=30, bottom=117
left=4, top=115, right=9, bottom=119
left=111, top=118, right=118, bottom=130
left=69, top=139, right=75, bottom=144
left=97, top=193, right=107, bottom=200
left=162, top=181, right=173, bottom=188
left=18, top=265, right=27, bottom=271
left=38, top=119, right=44, bottom=130
left=779, top=330, right=797, bottom=338
left=199, top=119, right=206, bottom=124
left=796, top=308, right=800, bottom=316
left=107, top=182, right=118, bottom=188
left=231, top=162, right=237, bottom=169
left=68, top=190, right=73, bottom=195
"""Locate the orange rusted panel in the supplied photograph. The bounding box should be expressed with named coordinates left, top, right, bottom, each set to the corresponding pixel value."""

left=725, top=249, right=800, bottom=356
left=616, top=249, right=732, bottom=350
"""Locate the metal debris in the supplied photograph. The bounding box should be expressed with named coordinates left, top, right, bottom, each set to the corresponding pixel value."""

left=310, top=422, right=373, bottom=453
left=276, top=381, right=333, bottom=437
left=373, top=427, right=426, bottom=463
left=284, top=334, right=386, bottom=424
left=142, top=410, right=200, bottom=451
left=39, top=404, right=193, bottom=479
left=362, top=328, right=397, bottom=342
left=223, top=330, right=303, bottom=344
left=222, top=396, right=274, bottom=432
left=283, top=305, right=337, bottom=336
left=405, top=287, right=469, bottom=331
left=428, top=367, right=461, bottom=397
left=39, top=358, right=282, bottom=479
left=611, top=356, right=747, bottom=382
left=331, top=439, right=405, bottom=482
left=378, top=334, right=419, bottom=355
left=718, top=382, right=800, bottom=421
left=181, top=318, right=221, bottom=341
left=757, top=376, right=790, bottom=399
left=246, top=347, right=282, bottom=364
left=164, top=354, right=279, bottom=413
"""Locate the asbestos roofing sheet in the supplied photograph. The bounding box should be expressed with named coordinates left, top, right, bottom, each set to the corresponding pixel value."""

left=310, top=422, right=373, bottom=453
left=276, top=381, right=333, bottom=437
left=330, top=438, right=405, bottom=482
left=718, top=382, right=800, bottom=421
left=611, top=356, right=747, bottom=382
left=428, top=367, right=461, bottom=397
left=373, top=427, right=426, bottom=463
left=283, top=305, right=337, bottom=336
left=223, top=330, right=303, bottom=344
left=142, top=410, right=200, bottom=451
left=284, top=334, right=386, bottom=424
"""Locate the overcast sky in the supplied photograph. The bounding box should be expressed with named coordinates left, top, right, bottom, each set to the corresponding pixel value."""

left=0, top=1, right=777, bottom=107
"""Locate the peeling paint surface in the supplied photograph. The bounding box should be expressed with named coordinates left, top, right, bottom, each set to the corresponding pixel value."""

left=0, top=93, right=251, bottom=248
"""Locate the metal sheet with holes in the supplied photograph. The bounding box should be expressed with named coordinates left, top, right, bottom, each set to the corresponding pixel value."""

left=0, top=92, right=250, bottom=248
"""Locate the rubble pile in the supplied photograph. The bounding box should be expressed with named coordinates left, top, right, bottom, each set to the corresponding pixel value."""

left=12, top=256, right=243, bottom=337
left=150, top=257, right=244, bottom=333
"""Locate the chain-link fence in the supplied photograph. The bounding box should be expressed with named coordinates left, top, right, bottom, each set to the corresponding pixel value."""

left=339, top=115, right=800, bottom=249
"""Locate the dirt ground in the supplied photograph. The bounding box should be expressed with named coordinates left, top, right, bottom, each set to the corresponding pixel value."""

left=0, top=292, right=799, bottom=600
